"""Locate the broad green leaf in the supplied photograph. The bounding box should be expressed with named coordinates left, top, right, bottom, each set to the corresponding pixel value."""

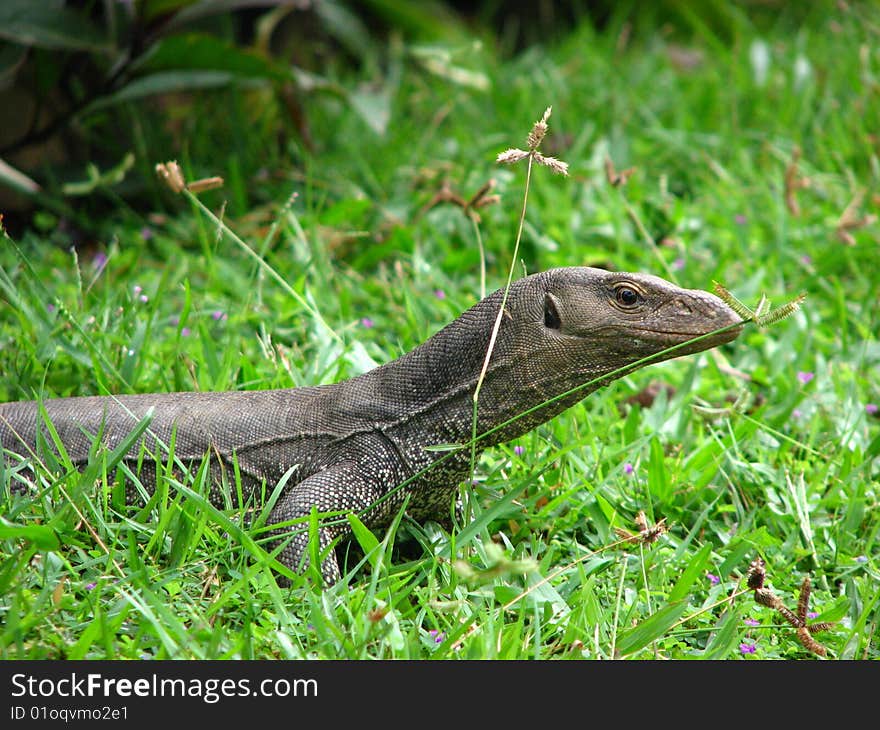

left=0, top=1, right=108, bottom=51
left=682, top=438, right=725, bottom=489
left=347, top=512, right=381, bottom=569
left=344, top=340, right=380, bottom=376
left=0, top=519, right=60, bottom=551
left=347, top=87, right=392, bottom=135
left=313, top=0, right=374, bottom=59
left=521, top=571, right=570, bottom=618
left=440, top=478, right=530, bottom=555
left=866, top=430, right=880, bottom=459
left=67, top=602, right=131, bottom=660
left=131, top=33, right=289, bottom=82
left=66, top=600, right=105, bottom=659
left=142, top=0, right=196, bottom=23
left=716, top=540, right=755, bottom=580
left=815, top=595, right=849, bottom=624
left=84, top=71, right=264, bottom=113
left=668, top=542, right=713, bottom=602
left=703, top=608, right=741, bottom=659
left=160, top=0, right=292, bottom=33
left=353, top=0, right=463, bottom=39
left=842, top=579, right=880, bottom=660
left=616, top=602, right=687, bottom=656
left=647, top=436, right=671, bottom=502
left=381, top=607, right=406, bottom=651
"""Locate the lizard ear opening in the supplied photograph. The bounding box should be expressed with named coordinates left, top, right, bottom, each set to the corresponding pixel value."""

left=544, top=293, right=562, bottom=330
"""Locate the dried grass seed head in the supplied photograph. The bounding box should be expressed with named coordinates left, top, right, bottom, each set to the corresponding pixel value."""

left=156, top=161, right=186, bottom=193
left=533, top=152, right=569, bottom=176
left=496, top=106, right=569, bottom=175
left=527, top=107, right=553, bottom=150
left=496, top=148, right=529, bottom=165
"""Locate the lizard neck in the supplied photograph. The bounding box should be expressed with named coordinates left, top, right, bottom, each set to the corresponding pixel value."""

left=351, top=288, right=602, bottom=449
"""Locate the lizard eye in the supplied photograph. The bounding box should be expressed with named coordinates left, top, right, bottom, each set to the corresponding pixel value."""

left=544, top=293, right=561, bottom=330
left=615, top=285, right=641, bottom=307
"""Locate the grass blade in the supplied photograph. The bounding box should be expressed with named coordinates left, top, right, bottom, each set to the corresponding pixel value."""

left=616, top=602, right=688, bottom=656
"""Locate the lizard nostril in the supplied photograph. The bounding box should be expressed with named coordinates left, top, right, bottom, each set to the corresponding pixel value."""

left=671, top=297, right=695, bottom=316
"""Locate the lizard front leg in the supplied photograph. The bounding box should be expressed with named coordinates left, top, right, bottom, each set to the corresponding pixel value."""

left=266, top=461, right=393, bottom=585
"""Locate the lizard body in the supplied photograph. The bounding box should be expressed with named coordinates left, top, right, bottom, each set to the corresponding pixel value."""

left=0, top=267, right=741, bottom=581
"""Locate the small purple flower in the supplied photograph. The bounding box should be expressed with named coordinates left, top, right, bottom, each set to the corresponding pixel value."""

left=707, top=573, right=720, bottom=585
left=140, top=226, right=153, bottom=241
left=800, top=254, right=813, bottom=266
left=744, top=618, right=760, bottom=627
left=623, top=463, right=634, bottom=475
left=139, top=294, right=149, bottom=303
left=46, top=303, right=56, bottom=313
left=672, top=257, right=685, bottom=271
left=739, top=642, right=757, bottom=655
left=855, top=555, right=868, bottom=564
left=735, top=214, right=748, bottom=225
left=807, top=611, right=819, bottom=619
left=212, top=310, right=227, bottom=321
left=360, top=317, right=374, bottom=329
left=792, top=409, right=803, bottom=419
left=85, top=582, right=96, bottom=591
left=514, top=445, right=525, bottom=456
left=434, top=289, right=445, bottom=300
left=428, top=629, right=445, bottom=644
left=797, top=371, right=814, bottom=385
left=92, top=252, right=108, bottom=274
left=866, top=404, right=878, bottom=416
left=133, top=285, right=142, bottom=296
left=181, top=327, right=191, bottom=337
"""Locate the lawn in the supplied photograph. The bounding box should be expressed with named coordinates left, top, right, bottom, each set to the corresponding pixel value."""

left=0, top=1, right=877, bottom=659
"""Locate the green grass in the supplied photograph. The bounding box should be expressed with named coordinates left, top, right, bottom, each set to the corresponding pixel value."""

left=1, top=2, right=878, bottom=659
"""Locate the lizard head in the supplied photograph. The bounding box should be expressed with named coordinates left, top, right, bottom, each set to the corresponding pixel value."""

left=504, top=266, right=743, bottom=388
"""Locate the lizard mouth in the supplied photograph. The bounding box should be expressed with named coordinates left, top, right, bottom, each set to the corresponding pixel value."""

left=637, top=324, right=743, bottom=341
left=605, top=321, right=743, bottom=343
left=610, top=321, right=744, bottom=357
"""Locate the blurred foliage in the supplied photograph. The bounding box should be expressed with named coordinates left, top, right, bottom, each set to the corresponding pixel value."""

left=0, top=0, right=470, bottom=234
left=0, top=0, right=853, bottom=237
